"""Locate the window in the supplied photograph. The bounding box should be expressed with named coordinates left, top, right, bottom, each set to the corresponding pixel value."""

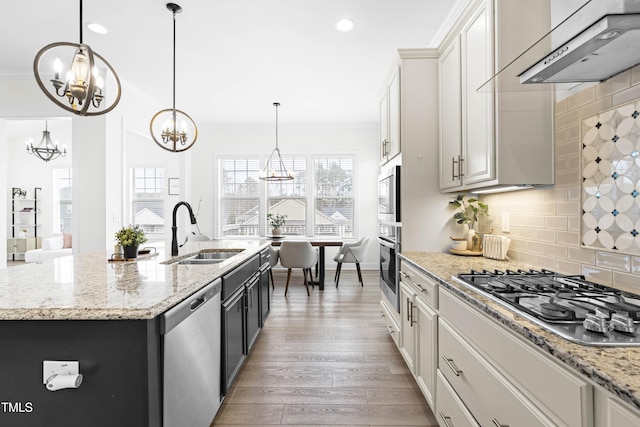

left=53, top=168, right=72, bottom=234
left=267, top=157, right=307, bottom=235
left=218, top=155, right=355, bottom=238
left=314, top=157, right=353, bottom=237
left=132, top=167, right=165, bottom=239
left=220, top=159, right=260, bottom=236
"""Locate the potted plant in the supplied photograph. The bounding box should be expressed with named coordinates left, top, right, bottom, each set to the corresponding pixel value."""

left=449, top=194, right=488, bottom=249
left=115, top=225, right=147, bottom=259
left=267, top=213, right=287, bottom=236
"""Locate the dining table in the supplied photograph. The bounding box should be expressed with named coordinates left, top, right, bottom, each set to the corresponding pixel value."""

left=269, top=237, right=343, bottom=290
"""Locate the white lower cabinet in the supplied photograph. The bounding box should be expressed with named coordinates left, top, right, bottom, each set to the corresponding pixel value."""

left=399, top=260, right=438, bottom=408
left=436, top=370, right=479, bottom=427
left=380, top=299, right=400, bottom=347
left=439, top=287, right=593, bottom=427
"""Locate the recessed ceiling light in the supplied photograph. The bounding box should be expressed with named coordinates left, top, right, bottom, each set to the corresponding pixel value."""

left=87, top=22, right=108, bottom=34
left=335, top=19, right=354, bottom=32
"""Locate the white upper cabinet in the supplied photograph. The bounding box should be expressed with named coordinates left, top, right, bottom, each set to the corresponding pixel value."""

left=439, top=0, right=554, bottom=193
left=379, top=64, right=401, bottom=164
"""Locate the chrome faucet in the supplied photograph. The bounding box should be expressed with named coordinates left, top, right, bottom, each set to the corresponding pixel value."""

left=172, top=201, right=197, bottom=256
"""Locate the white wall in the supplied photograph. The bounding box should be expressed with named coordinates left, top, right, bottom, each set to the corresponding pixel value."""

left=0, top=119, right=6, bottom=268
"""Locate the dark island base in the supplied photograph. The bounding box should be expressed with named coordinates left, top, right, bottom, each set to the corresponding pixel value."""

left=0, top=319, right=161, bottom=427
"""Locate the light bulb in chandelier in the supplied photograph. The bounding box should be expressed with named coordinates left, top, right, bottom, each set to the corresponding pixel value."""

left=33, top=1, right=121, bottom=116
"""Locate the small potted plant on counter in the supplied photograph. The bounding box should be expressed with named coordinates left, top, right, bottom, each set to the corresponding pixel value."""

left=267, top=213, right=287, bottom=236
left=115, top=224, right=147, bottom=259
left=449, top=194, right=488, bottom=251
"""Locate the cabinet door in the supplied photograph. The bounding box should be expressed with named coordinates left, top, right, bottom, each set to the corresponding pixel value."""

left=387, top=69, right=401, bottom=160
left=415, top=297, right=437, bottom=409
left=439, top=37, right=462, bottom=190
left=259, top=268, right=270, bottom=326
left=399, top=282, right=416, bottom=373
left=379, top=88, right=389, bottom=163
left=608, top=397, right=640, bottom=427
left=245, top=277, right=261, bottom=353
left=461, top=0, right=494, bottom=185
left=222, top=288, right=245, bottom=394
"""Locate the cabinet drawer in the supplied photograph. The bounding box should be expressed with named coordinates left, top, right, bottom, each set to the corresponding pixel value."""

left=380, top=300, right=400, bottom=347
left=399, top=260, right=438, bottom=308
left=439, top=319, right=553, bottom=426
left=608, top=397, right=640, bottom=426
left=222, top=254, right=260, bottom=300
left=440, top=288, right=592, bottom=427
left=436, top=370, right=479, bottom=427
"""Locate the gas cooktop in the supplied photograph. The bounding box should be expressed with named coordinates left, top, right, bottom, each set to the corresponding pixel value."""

left=454, top=269, right=640, bottom=347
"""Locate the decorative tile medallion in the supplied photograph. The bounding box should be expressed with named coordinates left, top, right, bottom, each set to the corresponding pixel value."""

left=581, top=102, right=640, bottom=254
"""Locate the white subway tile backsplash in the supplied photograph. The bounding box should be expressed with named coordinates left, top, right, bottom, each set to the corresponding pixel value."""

left=568, top=246, right=596, bottom=264
left=567, top=216, right=581, bottom=232
left=556, top=140, right=580, bottom=159
left=582, top=265, right=613, bottom=286
left=567, top=85, right=595, bottom=110
left=613, top=271, right=640, bottom=294
left=535, top=255, right=558, bottom=271
left=528, top=241, right=546, bottom=255
left=537, top=229, right=556, bottom=243
left=557, top=260, right=582, bottom=275
left=545, top=216, right=568, bottom=230
left=555, top=108, right=581, bottom=129
left=555, top=169, right=581, bottom=187
left=595, top=70, right=631, bottom=98
left=545, top=244, right=567, bottom=260
left=567, top=186, right=581, bottom=201
left=632, top=257, right=640, bottom=275
left=595, top=251, right=631, bottom=272
left=557, top=231, right=580, bottom=246
left=556, top=201, right=579, bottom=216
left=612, top=83, right=640, bottom=106
left=537, top=202, right=557, bottom=216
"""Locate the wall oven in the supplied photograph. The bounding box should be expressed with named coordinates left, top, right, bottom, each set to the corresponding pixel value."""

left=378, top=165, right=401, bottom=223
left=379, top=222, right=400, bottom=312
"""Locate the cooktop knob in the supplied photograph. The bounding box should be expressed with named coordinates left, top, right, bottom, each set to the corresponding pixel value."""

left=584, top=313, right=608, bottom=333
left=610, top=313, right=637, bottom=334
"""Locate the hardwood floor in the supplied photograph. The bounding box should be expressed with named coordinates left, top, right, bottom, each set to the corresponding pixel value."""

left=211, top=269, right=438, bottom=426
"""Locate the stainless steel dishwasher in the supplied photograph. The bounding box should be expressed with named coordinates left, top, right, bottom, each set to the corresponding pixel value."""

left=162, top=279, right=222, bottom=427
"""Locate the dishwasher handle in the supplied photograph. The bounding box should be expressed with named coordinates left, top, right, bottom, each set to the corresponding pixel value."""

left=162, top=278, right=222, bottom=335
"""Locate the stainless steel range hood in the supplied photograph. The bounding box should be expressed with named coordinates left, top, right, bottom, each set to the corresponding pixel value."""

left=519, top=13, right=640, bottom=84
left=479, top=0, right=640, bottom=93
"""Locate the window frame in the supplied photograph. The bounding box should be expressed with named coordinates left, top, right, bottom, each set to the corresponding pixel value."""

left=130, top=166, right=166, bottom=242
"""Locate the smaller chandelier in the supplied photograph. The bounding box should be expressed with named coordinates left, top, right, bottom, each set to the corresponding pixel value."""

left=260, top=102, right=294, bottom=181
left=26, top=121, right=67, bottom=162
left=33, top=0, right=121, bottom=116
left=150, top=3, right=198, bottom=152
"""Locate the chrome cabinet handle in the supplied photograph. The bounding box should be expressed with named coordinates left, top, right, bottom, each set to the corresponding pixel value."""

left=406, top=298, right=411, bottom=322
left=442, top=356, right=462, bottom=376
left=492, top=419, right=508, bottom=427
left=439, top=412, right=454, bottom=427
left=452, top=157, right=458, bottom=180
left=399, top=270, right=408, bottom=279
left=458, top=155, right=464, bottom=177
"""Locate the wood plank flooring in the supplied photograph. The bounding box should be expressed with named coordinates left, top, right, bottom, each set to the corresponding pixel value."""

left=211, top=269, right=438, bottom=426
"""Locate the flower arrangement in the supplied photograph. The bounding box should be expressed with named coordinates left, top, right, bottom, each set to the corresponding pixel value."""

left=114, top=225, right=147, bottom=247
left=267, top=213, right=287, bottom=229
left=12, top=188, right=26, bottom=198
left=449, top=194, right=488, bottom=230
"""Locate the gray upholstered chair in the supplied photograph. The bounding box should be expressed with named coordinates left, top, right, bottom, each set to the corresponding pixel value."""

left=333, top=236, right=370, bottom=287
left=278, top=241, right=317, bottom=296
left=268, top=245, right=279, bottom=289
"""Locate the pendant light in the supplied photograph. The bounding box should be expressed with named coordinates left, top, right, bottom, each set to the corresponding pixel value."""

left=259, top=103, right=294, bottom=181
left=150, top=3, right=198, bottom=152
left=33, top=0, right=121, bottom=116
left=26, top=121, right=67, bottom=162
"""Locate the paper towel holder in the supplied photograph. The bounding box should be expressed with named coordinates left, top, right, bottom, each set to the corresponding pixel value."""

left=43, top=360, right=83, bottom=391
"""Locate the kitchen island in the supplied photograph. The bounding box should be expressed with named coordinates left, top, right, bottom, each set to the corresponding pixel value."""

left=0, top=240, right=270, bottom=427
left=400, top=251, right=640, bottom=425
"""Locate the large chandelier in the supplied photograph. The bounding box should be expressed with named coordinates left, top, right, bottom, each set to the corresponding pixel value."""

left=33, top=0, right=121, bottom=116
left=259, top=103, right=294, bottom=181
left=26, top=121, right=67, bottom=162
left=150, top=3, right=198, bottom=152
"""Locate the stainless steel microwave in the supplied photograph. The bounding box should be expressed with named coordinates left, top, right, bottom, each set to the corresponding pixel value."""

left=378, top=165, right=400, bottom=222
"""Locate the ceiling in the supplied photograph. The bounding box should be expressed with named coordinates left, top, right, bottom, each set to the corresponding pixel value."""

left=1, top=0, right=464, bottom=125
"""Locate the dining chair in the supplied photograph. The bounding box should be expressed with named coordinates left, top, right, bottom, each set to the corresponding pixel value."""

left=268, top=245, right=279, bottom=289
left=333, top=236, right=370, bottom=287
left=278, top=241, right=317, bottom=296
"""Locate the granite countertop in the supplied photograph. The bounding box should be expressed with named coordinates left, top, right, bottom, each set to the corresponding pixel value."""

left=0, top=240, right=270, bottom=321
left=400, top=251, right=640, bottom=412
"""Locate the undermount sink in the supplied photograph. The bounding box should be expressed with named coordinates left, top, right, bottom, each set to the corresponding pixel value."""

left=171, top=250, right=244, bottom=265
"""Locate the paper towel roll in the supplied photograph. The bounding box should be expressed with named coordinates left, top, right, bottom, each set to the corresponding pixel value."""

left=46, top=374, right=83, bottom=391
